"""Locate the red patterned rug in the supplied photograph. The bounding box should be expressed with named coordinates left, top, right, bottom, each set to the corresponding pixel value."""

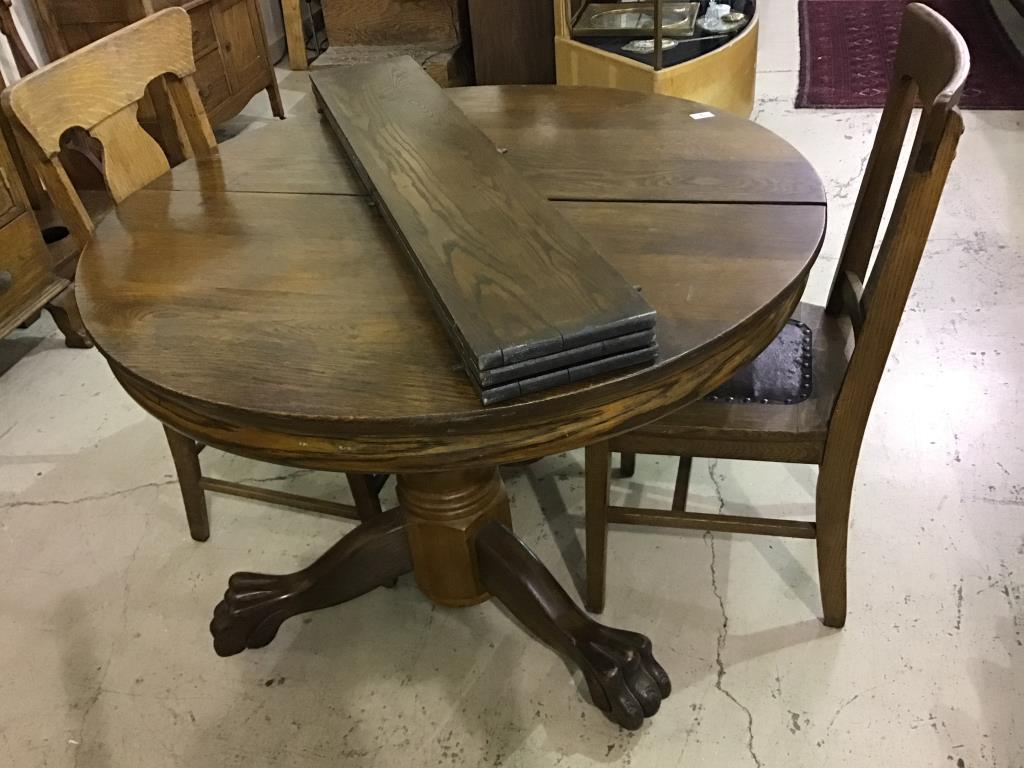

left=797, top=0, right=1024, bottom=108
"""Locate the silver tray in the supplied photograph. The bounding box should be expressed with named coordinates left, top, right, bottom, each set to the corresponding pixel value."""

left=573, top=2, right=700, bottom=37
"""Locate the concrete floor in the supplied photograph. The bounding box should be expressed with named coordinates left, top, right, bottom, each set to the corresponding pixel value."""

left=2, top=3, right=1022, bottom=767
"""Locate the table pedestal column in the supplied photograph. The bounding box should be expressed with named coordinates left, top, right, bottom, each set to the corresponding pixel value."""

left=399, top=468, right=512, bottom=606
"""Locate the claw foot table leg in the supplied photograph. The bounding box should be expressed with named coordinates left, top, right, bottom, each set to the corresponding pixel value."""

left=476, top=520, right=670, bottom=730
left=400, top=467, right=670, bottom=730
left=210, top=506, right=412, bottom=656
left=208, top=466, right=670, bottom=730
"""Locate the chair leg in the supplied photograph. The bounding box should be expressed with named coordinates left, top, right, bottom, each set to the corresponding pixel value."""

left=619, top=452, right=636, bottom=478
left=163, top=426, right=210, bottom=542
left=671, top=457, right=692, bottom=512
left=815, top=459, right=856, bottom=628
left=346, top=473, right=383, bottom=521
left=585, top=442, right=612, bottom=613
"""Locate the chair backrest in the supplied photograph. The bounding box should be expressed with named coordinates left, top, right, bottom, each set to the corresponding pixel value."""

left=1, top=7, right=216, bottom=246
left=823, top=3, right=967, bottom=459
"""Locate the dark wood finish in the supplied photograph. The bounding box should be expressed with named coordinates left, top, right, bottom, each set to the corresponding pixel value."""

left=468, top=0, right=555, bottom=85
left=210, top=506, right=412, bottom=656
left=74, top=85, right=826, bottom=728
left=348, top=472, right=384, bottom=521
left=671, top=456, right=691, bottom=511
left=197, top=477, right=363, bottom=520
left=311, top=61, right=655, bottom=387
left=585, top=3, right=968, bottom=628
left=476, top=519, right=670, bottom=730
left=76, top=103, right=825, bottom=470
left=584, top=442, right=611, bottom=613
left=165, top=425, right=211, bottom=540
left=608, top=506, right=818, bottom=539
left=28, top=0, right=284, bottom=144
left=619, top=452, right=636, bottom=478
left=446, top=86, right=825, bottom=205
left=164, top=424, right=384, bottom=537
left=149, top=116, right=362, bottom=195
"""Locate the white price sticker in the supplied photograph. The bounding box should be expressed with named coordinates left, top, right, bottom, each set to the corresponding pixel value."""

left=690, top=111, right=715, bottom=120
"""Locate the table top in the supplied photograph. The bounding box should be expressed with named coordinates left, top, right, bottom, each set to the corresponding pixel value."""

left=76, top=85, right=826, bottom=471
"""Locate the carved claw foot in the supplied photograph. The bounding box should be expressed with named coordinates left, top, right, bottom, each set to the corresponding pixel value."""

left=212, top=572, right=299, bottom=656
left=574, top=624, right=671, bottom=729
left=210, top=507, right=412, bottom=657
left=475, top=520, right=671, bottom=730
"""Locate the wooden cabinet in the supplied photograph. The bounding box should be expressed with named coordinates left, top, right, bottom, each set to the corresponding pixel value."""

left=0, top=127, right=69, bottom=340
left=468, top=0, right=555, bottom=85
left=153, top=0, right=284, bottom=125
left=29, top=0, right=283, bottom=144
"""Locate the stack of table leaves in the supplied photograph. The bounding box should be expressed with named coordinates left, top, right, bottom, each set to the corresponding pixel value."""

left=311, top=58, right=658, bottom=404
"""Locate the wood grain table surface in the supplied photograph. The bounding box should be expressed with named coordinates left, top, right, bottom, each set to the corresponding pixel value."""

left=78, top=85, right=825, bottom=473
left=74, top=85, right=826, bottom=731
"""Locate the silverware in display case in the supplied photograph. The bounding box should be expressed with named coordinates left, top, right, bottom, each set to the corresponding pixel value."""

left=573, top=2, right=700, bottom=37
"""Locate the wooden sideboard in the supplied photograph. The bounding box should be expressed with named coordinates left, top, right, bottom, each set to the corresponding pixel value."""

left=29, top=0, right=282, bottom=157
left=0, top=120, right=88, bottom=346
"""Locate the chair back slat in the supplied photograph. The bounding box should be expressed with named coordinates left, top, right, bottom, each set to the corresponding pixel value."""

left=827, top=3, right=968, bottom=310
left=836, top=271, right=866, bottom=339
left=1, top=8, right=216, bottom=244
left=825, top=78, right=917, bottom=302
left=859, top=112, right=962, bottom=318
left=822, top=2, right=967, bottom=461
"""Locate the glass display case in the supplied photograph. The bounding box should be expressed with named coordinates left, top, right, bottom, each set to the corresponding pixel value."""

left=569, top=0, right=754, bottom=70
left=554, top=0, right=759, bottom=116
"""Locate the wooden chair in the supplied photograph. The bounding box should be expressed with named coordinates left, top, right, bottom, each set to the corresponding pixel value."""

left=3, top=8, right=384, bottom=539
left=583, top=3, right=968, bottom=628
left=1, top=8, right=216, bottom=248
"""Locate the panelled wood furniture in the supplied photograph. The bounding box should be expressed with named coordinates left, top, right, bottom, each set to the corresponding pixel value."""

left=3, top=8, right=382, bottom=539
left=584, top=3, right=968, bottom=629
left=72, top=81, right=826, bottom=728
left=28, top=0, right=284, bottom=163
left=0, top=1, right=46, bottom=209
left=467, top=0, right=556, bottom=85
left=0, top=115, right=90, bottom=347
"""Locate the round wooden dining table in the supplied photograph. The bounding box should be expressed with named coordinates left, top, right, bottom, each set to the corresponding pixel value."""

left=76, top=85, right=825, bottom=730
